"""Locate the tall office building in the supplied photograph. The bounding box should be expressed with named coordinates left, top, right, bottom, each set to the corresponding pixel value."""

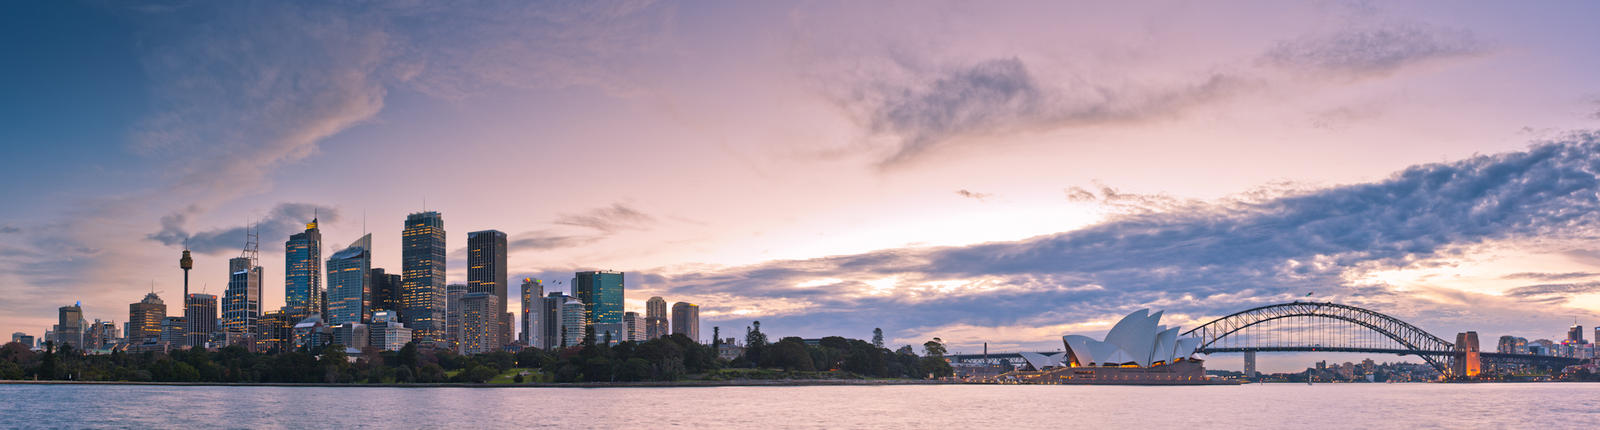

left=284, top=218, right=322, bottom=322
left=446, top=283, right=467, bottom=351
left=370, top=268, right=402, bottom=314
left=253, top=310, right=293, bottom=353
left=541, top=293, right=585, bottom=349
left=520, top=278, right=543, bottom=347
left=645, top=296, right=668, bottom=340
left=671, top=302, right=699, bottom=343
left=185, top=293, right=218, bottom=349
left=401, top=211, right=447, bottom=345
left=54, top=303, right=84, bottom=349
left=1568, top=324, right=1586, bottom=344
left=223, top=256, right=263, bottom=336
left=573, top=271, right=624, bottom=330
left=623, top=311, right=644, bottom=342
left=643, top=294, right=668, bottom=337
left=459, top=292, right=500, bottom=355
left=161, top=316, right=188, bottom=346
left=128, top=293, right=166, bottom=344
left=467, top=230, right=508, bottom=346
left=326, top=234, right=373, bottom=325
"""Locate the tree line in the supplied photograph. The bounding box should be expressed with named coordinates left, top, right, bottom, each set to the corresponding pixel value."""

left=0, top=323, right=952, bottom=383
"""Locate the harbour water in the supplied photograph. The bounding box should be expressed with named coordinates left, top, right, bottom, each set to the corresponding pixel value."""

left=2, top=383, right=1596, bottom=429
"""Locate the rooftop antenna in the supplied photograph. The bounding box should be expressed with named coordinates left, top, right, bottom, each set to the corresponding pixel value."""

left=241, top=218, right=260, bottom=266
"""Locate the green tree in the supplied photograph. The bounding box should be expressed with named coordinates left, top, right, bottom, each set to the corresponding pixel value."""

left=766, top=337, right=815, bottom=371
left=872, top=328, right=884, bottom=349
left=922, top=338, right=947, bottom=357
left=744, top=321, right=768, bottom=365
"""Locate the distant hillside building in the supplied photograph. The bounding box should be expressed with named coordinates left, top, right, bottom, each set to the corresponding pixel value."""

left=671, top=302, right=699, bottom=343
left=645, top=296, right=668, bottom=340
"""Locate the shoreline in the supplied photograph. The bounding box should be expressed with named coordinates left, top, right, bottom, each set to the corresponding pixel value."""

left=0, top=379, right=962, bottom=388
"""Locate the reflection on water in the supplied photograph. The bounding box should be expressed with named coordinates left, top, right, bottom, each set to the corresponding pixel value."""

left=1, top=383, right=1596, bottom=429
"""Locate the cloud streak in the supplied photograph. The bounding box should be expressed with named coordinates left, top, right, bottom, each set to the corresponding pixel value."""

left=654, top=135, right=1600, bottom=347
left=147, top=203, right=339, bottom=255
left=1262, top=25, right=1483, bottom=79
left=553, top=203, right=656, bottom=234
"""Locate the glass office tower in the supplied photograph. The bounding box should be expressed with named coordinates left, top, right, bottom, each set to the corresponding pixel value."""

left=402, top=211, right=447, bottom=345
left=573, top=270, right=624, bottom=329
left=326, top=234, right=372, bottom=326
left=284, top=218, right=322, bottom=322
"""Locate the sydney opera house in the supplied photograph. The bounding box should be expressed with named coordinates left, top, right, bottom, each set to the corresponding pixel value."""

left=1003, top=309, right=1224, bottom=384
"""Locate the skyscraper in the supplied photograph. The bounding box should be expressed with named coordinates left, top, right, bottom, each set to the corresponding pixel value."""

left=541, top=293, right=585, bottom=349
left=623, top=311, right=644, bottom=342
left=573, top=271, right=624, bottom=330
left=55, top=302, right=86, bottom=349
left=185, top=293, right=217, bottom=349
left=645, top=296, right=668, bottom=340
left=671, top=302, right=699, bottom=343
left=1568, top=324, right=1586, bottom=344
left=284, top=218, right=323, bottom=322
left=459, top=292, right=500, bottom=355
left=253, top=310, right=292, bottom=353
left=467, top=230, right=508, bottom=346
left=520, top=278, right=543, bottom=347
left=326, top=234, right=372, bottom=325
left=128, top=292, right=166, bottom=344
left=402, top=211, right=447, bottom=345
left=370, top=268, right=402, bottom=314
left=223, top=256, right=263, bottom=337
left=446, top=283, right=467, bottom=351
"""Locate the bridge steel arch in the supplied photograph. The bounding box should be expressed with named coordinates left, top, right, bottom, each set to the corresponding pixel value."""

left=1181, top=302, right=1457, bottom=375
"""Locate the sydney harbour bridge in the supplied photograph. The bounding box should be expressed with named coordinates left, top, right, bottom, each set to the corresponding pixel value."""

left=948, top=301, right=1580, bottom=378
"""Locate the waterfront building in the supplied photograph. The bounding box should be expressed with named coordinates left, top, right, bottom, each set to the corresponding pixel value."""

left=717, top=338, right=744, bottom=360
left=53, top=303, right=84, bottom=349
left=520, top=278, right=543, bottom=347
left=401, top=211, right=447, bottom=345
left=368, top=311, right=412, bottom=351
left=333, top=323, right=369, bottom=349
left=573, top=271, right=624, bottom=332
left=128, top=293, right=166, bottom=344
left=326, top=234, right=373, bottom=325
left=284, top=218, right=323, bottom=322
left=671, top=302, right=699, bottom=343
left=459, top=292, right=500, bottom=354
left=993, top=309, right=1212, bottom=384
left=623, top=311, right=644, bottom=342
left=253, top=310, right=293, bottom=353
left=223, top=256, right=263, bottom=336
left=645, top=296, right=668, bottom=340
left=446, top=283, right=467, bottom=351
left=370, top=268, right=402, bottom=314
left=185, top=294, right=218, bottom=349
left=467, top=230, right=509, bottom=347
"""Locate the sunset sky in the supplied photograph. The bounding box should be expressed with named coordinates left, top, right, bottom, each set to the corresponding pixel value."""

left=5, top=1, right=1600, bottom=371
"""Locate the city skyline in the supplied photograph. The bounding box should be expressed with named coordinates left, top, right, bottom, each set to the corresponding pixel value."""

left=8, top=1, right=1600, bottom=373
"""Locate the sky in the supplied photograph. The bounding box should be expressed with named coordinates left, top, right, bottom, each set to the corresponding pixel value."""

left=4, top=0, right=1600, bottom=372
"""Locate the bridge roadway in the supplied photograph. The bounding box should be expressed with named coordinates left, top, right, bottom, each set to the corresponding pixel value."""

left=946, top=349, right=1579, bottom=369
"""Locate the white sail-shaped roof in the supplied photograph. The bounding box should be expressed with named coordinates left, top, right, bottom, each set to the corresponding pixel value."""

left=1152, top=327, right=1178, bottom=364
left=1019, top=352, right=1061, bottom=370
left=1058, top=309, right=1206, bottom=368
left=1174, top=337, right=1202, bottom=361
left=1063, top=335, right=1099, bottom=366
left=1106, top=309, right=1160, bottom=367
